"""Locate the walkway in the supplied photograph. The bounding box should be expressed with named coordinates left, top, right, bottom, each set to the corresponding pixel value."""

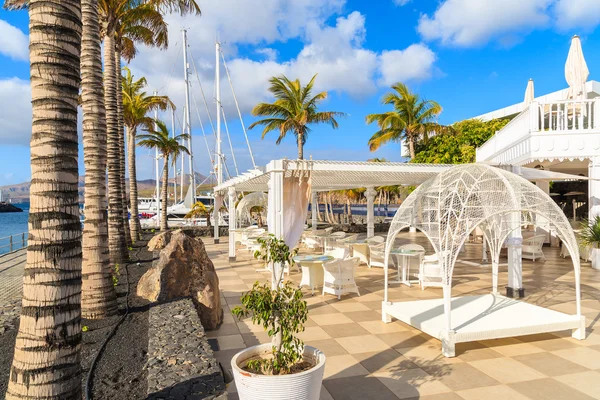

left=0, top=249, right=25, bottom=330
left=206, top=233, right=600, bottom=400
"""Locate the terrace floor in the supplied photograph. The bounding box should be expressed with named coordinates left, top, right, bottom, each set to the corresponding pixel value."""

left=206, top=232, right=600, bottom=400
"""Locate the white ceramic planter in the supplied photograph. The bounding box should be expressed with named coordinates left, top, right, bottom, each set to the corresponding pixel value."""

left=592, top=248, right=600, bottom=270
left=231, top=344, right=326, bottom=400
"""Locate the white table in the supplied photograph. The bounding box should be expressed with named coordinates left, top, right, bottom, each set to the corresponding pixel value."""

left=293, top=255, right=334, bottom=295
left=391, top=249, right=424, bottom=287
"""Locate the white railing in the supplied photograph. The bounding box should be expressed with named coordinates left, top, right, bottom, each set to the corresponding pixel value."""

left=538, top=99, right=598, bottom=132
left=477, top=98, right=600, bottom=162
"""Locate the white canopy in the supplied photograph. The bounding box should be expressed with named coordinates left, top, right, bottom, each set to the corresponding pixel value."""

left=565, top=35, right=589, bottom=100
left=235, top=192, right=267, bottom=224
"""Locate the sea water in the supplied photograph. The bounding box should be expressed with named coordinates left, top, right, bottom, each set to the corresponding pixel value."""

left=0, top=203, right=29, bottom=255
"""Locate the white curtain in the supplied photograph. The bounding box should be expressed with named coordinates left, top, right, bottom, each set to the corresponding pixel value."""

left=283, top=176, right=311, bottom=248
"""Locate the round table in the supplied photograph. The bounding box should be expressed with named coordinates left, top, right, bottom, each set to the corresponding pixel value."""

left=293, top=255, right=334, bottom=295
left=390, top=249, right=424, bottom=286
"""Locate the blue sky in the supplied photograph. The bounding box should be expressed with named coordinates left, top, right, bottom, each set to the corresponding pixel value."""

left=1, top=0, right=600, bottom=186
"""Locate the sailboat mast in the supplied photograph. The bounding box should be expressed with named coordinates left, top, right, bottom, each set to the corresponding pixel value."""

left=153, top=90, right=160, bottom=224
left=171, top=107, right=177, bottom=204
left=182, top=29, right=195, bottom=200
left=215, top=40, right=222, bottom=187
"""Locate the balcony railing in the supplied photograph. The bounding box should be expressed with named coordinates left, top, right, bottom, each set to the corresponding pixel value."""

left=0, top=232, right=28, bottom=256
left=476, top=98, right=600, bottom=162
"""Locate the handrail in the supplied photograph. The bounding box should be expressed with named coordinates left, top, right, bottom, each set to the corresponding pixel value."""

left=0, top=232, right=28, bottom=255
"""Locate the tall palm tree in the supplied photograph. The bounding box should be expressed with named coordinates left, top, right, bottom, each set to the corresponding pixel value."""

left=249, top=74, right=346, bottom=159
left=366, top=83, right=451, bottom=159
left=81, top=0, right=118, bottom=320
left=99, top=0, right=200, bottom=265
left=4, top=0, right=84, bottom=397
left=122, top=67, right=174, bottom=241
left=138, top=120, right=189, bottom=231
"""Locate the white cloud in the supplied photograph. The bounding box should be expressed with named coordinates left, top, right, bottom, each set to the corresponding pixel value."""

left=554, top=0, right=600, bottom=31
left=0, top=20, right=28, bottom=61
left=378, top=44, right=436, bottom=86
left=393, top=0, right=411, bottom=5
left=0, top=78, right=31, bottom=145
left=418, top=0, right=600, bottom=47
left=255, top=48, right=278, bottom=61
left=418, top=0, right=552, bottom=47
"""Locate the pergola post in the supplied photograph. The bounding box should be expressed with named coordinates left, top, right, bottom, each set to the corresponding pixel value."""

left=213, top=192, right=223, bottom=244
left=311, top=191, right=318, bottom=232
left=228, top=186, right=236, bottom=262
left=366, top=187, right=376, bottom=238
left=536, top=181, right=557, bottom=246
left=506, top=212, right=524, bottom=298
left=441, top=283, right=455, bottom=357
left=589, top=156, right=600, bottom=269
left=267, top=161, right=285, bottom=288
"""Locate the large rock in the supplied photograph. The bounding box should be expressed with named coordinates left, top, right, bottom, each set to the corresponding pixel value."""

left=147, top=231, right=172, bottom=251
left=138, top=230, right=223, bottom=329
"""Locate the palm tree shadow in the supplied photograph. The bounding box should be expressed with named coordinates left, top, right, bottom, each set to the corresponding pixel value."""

left=146, top=371, right=225, bottom=399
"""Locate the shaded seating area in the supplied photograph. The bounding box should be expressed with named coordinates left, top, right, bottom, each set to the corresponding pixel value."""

left=382, top=164, right=586, bottom=357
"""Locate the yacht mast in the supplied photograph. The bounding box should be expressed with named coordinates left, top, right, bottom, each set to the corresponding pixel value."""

left=182, top=29, right=195, bottom=200
left=153, top=90, right=160, bottom=223
left=215, top=40, right=222, bottom=187
left=171, top=107, right=177, bottom=204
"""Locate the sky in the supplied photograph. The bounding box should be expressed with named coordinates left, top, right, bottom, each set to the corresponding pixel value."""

left=1, top=0, right=600, bottom=186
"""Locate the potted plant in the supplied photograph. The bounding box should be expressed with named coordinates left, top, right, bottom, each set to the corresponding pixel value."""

left=230, top=235, right=326, bottom=400
left=579, top=216, right=600, bottom=269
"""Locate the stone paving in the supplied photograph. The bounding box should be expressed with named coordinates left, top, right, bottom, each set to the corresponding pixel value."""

left=147, top=298, right=227, bottom=400
left=206, top=233, right=600, bottom=400
left=0, top=249, right=25, bottom=332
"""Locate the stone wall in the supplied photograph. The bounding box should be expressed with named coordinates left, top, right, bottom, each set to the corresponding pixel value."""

left=146, top=298, right=227, bottom=399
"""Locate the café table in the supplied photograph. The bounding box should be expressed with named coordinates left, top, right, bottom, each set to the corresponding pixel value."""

left=293, top=255, right=335, bottom=295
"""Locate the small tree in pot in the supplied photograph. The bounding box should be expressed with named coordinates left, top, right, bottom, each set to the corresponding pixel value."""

left=230, top=235, right=325, bottom=399
left=580, top=216, right=600, bottom=269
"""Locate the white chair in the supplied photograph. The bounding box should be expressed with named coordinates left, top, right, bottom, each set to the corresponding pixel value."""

left=327, top=231, right=346, bottom=249
left=324, top=227, right=334, bottom=234
left=324, top=247, right=349, bottom=260
left=560, top=238, right=592, bottom=261
left=367, top=242, right=387, bottom=268
left=303, top=235, right=322, bottom=251
left=353, top=236, right=385, bottom=266
left=322, top=258, right=361, bottom=299
left=365, top=236, right=385, bottom=245
left=418, top=253, right=443, bottom=290
left=521, top=234, right=546, bottom=261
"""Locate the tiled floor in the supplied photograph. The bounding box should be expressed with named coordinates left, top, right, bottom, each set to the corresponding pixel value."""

left=206, top=233, right=600, bottom=400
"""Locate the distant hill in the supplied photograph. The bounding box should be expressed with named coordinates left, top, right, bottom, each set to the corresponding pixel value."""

left=0, top=172, right=209, bottom=203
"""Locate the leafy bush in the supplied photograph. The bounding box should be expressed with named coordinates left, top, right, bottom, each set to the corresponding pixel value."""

left=579, top=216, right=600, bottom=248
left=231, top=235, right=307, bottom=375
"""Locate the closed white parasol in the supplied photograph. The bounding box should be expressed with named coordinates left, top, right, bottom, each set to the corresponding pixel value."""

left=524, top=79, right=534, bottom=106
left=565, top=35, right=589, bottom=100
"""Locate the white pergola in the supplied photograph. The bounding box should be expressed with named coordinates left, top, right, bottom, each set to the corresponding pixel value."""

left=382, top=164, right=586, bottom=357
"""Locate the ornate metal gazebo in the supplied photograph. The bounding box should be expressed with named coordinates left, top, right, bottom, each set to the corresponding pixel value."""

left=383, top=164, right=586, bottom=357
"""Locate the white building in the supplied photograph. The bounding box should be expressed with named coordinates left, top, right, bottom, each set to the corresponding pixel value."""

left=475, top=37, right=599, bottom=225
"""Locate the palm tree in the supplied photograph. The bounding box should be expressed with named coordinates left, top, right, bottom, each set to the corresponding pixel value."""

left=81, top=0, right=118, bottom=320
left=185, top=201, right=212, bottom=226
left=99, top=0, right=200, bottom=265
left=249, top=74, right=346, bottom=159
left=138, top=120, right=190, bottom=231
left=366, top=83, right=451, bottom=159
left=4, top=0, right=84, bottom=397
left=122, top=67, right=174, bottom=242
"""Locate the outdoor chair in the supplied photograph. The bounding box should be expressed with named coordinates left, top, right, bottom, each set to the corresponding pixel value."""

left=521, top=234, right=546, bottom=261
left=368, top=242, right=387, bottom=268
left=322, top=258, right=361, bottom=299
left=352, top=236, right=385, bottom=266
left=303, top=235, right=322, bottom=251
left=327, top=231, right=346, bottom=249
left=560, top=238, right=592, bottom=261
left=324, top=247, right=349, bottom=260
left=418, top=253, right=444, bottom=290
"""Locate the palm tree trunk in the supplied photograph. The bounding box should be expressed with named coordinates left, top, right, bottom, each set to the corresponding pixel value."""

left=161, top=156, right=169, bottom=231
left=80, top=0, right=117, bottom=320
left=128, top=126, right=141, bottom=242
left=7, top=1, right=83, bottom=398
left=347, top=197, right=353, bottom=224
left=408, top=137, right=416, bottom=159
left=115, top=48, right=131, bottom=247
left=104, top=32, right=126, bottom=267
left=297, top=135, right=303, bottom=160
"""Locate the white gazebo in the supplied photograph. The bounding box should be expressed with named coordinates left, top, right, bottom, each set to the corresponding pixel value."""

left=382, top=164, right=586, bottom=357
